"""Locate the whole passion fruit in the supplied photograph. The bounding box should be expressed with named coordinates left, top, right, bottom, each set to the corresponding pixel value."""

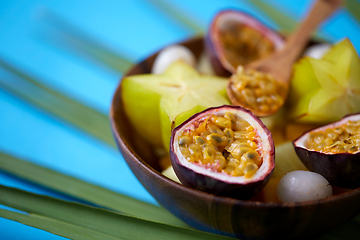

left=294, top=113, right=360, bottom=189
left=205, top=10, right=284, bottom=77
left=170, top=105, right=275, bottom=199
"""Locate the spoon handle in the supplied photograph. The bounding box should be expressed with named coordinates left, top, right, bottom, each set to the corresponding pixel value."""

left=285, top=0, right=343, bottom=62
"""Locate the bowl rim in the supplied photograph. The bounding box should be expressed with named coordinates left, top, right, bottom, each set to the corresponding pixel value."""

left=109, top=36, right=360, bottom=210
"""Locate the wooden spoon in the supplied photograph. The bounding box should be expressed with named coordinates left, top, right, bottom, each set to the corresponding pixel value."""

left=227, top=0, right=343, bottom=117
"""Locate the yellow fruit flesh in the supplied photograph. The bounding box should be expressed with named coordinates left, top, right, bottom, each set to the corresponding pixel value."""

left=178, top=112, right=262, bottom=178
left=230, top=66, right=287, bottom=116
left=306, top=119, right=360, bottom=153
left=122, top=80, right=163, bottom=147
left=219, top=24, right=275, bottom=68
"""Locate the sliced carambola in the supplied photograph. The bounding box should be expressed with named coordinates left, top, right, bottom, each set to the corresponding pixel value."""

left=122, top=61, right=230, bottom=149
left=289, top=39, right=360, bottom=124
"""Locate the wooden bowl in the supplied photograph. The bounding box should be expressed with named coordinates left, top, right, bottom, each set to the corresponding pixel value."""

left=110, top=37, right=360, bottom=240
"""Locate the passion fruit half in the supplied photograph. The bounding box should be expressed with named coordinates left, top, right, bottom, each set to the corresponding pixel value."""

left=294, top=113, right=360, bottom=189
left=205, top=10, right=284, bottom=77
left=170, top=105, right=275, bottom=199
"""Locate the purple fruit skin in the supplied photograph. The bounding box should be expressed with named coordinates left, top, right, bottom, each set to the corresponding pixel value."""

left=170, top=150, right=272, bottom=199
left=204, top=10, right=284, bottom=78
left=204, top=32, right=232, bottom=77
left=170, top=105, right=275, bottom=200
left=294, top=144, right=360, bottom=189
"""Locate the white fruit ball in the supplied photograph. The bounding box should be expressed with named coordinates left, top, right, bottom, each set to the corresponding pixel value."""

left=277, top=170, right=333, bottom=203
left=152, top=45, right=196, bottom=74
left=303, top=43, right=331, bottom=59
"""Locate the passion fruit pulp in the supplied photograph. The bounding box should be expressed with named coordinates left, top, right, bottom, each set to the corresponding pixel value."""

left=294, top=113, right=360, bottom=189
left=205, top=10, right=284, bottom=77
left=227, top=66, right=288, bottom=117
left=170, top=105, right=275, bottom=199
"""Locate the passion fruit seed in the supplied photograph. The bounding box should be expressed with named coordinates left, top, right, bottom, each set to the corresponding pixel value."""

left=219, top=24, right=275, bottom=69
left=306, top=120, right=360, bottom=153
left=177, top=112, right=262, bottom=178
left=229, top=66, right=286, bottom=116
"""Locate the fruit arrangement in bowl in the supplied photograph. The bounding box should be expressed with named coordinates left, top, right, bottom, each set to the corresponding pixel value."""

left=110, top=5, right=360, bottom=240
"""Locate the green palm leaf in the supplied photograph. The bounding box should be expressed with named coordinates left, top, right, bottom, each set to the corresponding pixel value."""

left=0, top=185, right=236, bottom=240
left=144, top=0, right=204, bottom=35
left=0, top=151, right=188, bottom=228
left=38, top=9, right=134, bottom=73
left=246, top=0, right=296, bottom=33
left=247, top=0, right=331, bottom=41
left=0, top=58, right=116, bottom=148
left=0, top=59, right=190, bottom=227
left=0, top=209, right=120, bottom=240
left=345, top=0, right=360, bottom=23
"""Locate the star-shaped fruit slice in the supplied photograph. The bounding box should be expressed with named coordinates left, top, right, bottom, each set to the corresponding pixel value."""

left=121, top=61, right=230, bottom=149
left=289, top=39, right=360, bottom=124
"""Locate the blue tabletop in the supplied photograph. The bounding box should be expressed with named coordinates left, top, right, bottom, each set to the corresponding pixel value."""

left=0, top=0, right=360, bottom=239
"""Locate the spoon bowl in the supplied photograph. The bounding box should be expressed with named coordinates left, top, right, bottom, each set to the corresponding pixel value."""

left=227, top=0, right=343, bottom=117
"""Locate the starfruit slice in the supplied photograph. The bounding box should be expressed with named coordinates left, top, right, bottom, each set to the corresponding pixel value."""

left=289, top=39, right=360, bottom=124
left=122, top=61, right=230, bottom=150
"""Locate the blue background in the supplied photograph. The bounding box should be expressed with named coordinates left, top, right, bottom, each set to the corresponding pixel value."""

left=0, top=0, right=359, bottom=239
